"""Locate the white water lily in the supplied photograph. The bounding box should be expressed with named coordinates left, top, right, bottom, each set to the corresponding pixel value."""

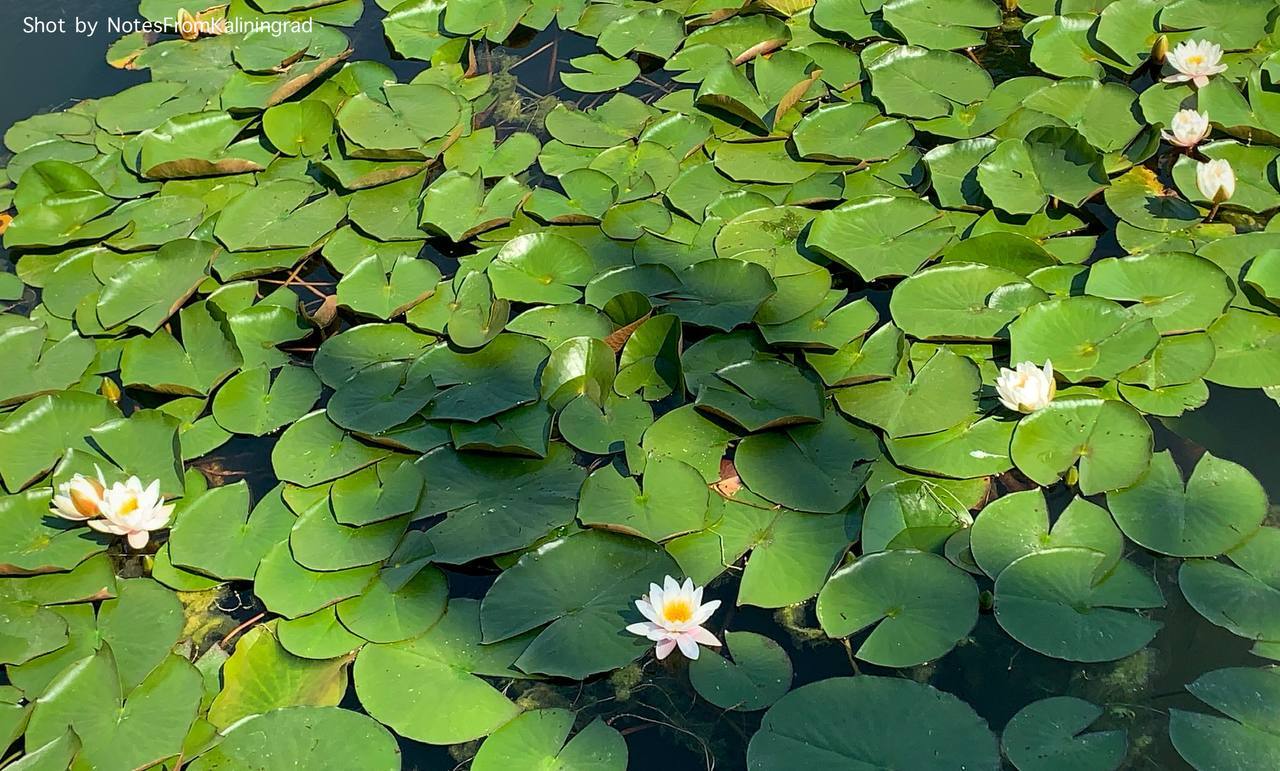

left=1196, top=159, right=1236, bottom=204
left=86, top=477, right=175, bottom=550
left=996, top=360, right=1056, bottom=414
left=1161, top=109, right=1211, bottom=148
left=626, top=576, right=721, bottom=661
left=1163, top=40, right=1228, bottom=88
left=50, top=467, right=109, bottom=521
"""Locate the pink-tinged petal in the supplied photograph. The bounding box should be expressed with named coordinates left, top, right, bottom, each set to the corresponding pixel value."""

left=692, top=599, right=721, bottom=625
left=676, top=635, right=701, bottom=660
left=1194, top=75, right=1209, bottom=88
left=655, top=639, right=677, bottom=660
left=126, top=530, right=150, bottom=549
left=689, top=625, right=721, bottom=647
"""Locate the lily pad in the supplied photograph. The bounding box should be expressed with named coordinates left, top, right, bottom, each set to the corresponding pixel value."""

left=688, top=631, right=793, bottom=712
left=479, top=530, right=679, bottom=679
left=1009, top=397, right=1153, bottom=494
left=817, top=549, right=978, bottom=667
left=748, top=676, right=1000, bottom=769
left=995, top=547, right=1164, bottom=662
left=1003, top=697, right=1128, bottom=771
left=1106, top=450, right=1266, bottom=558
left=472, top=709, right=627, bottom=771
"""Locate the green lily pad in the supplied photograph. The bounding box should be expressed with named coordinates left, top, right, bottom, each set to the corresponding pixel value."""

left=861, top=479, right=974, bottom=554
left=25, top=648, right=202, bottom=771
left=694, top=359, right=824, bottom=432
left=489, top=233, right=595, bottom=305
left=866, top=45, right=993, bottom=120
left=890, top=261, right=1039, bottom=338
left=207, top=623, right=349, bottom=730
left=809, top=196, right=955, bottom=281
left=1171, top=666, right=1280, bottom=770
left=212, top=364, right=321, bottom=437
left=355, top=598, right=529, bottom=745
left=1010, top=296, right=1159, bottom=382
left=1085, top=252, right=1233, bottom=334
left=970, top=491, right=1123, bottom=580
left=187, top=706, right=402, bottom=771
left=578, top=457, right=709, bottom=542
left=817, top=549, right=978, bottom=667
left=415, top=443, right=584, bottom=564
left=1003, top=697, right=1128, bottom=771
left=735, top=413, right=879, bottom=514
left=748, top=676, right=999, bottom=769
left=272, top=411, right=393, bottom=486
left=561, top=54, right=640, bottom=92
left=688, top=631, right=793, bottom=712
left=995, top=547, right=1164, bottom=662
left=1179, top=526, right=1280, bottom=644
left=1205, top=309, right=1280, bottom=388
left=480, top=530, right=679, bottom=679
left=834, top=348, right=981, bottom=438
left=1010, top=397, right=1153, bottom=494
left=978, top=128, right=1108, bottom=215
left=474, top=710, right=627, bottom=770
left=1107, top=450, right=1265, bottom=558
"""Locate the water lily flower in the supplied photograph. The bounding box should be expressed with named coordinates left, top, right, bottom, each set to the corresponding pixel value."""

left=1162, top=109, right=1211, bottom=148
left=996, top=360, right=1056, bottom=414
left=1163, top=40, right=1228, bottom=88
left=1196, top=159, right=1236, bottom=204
left=627, top=576, right=721, bottom=661
left=50, top=467, right=109, bottom=521
left=87, top=477, right=175, bottom=550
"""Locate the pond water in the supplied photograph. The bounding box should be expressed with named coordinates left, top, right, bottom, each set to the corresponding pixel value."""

left=3, top=2, right=1279, bottom=770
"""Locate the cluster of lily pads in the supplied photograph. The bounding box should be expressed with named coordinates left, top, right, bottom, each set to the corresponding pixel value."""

left=2, top=0, right=1280, bottom=768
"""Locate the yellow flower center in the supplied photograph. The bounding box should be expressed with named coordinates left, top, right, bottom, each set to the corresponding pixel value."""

left=662, top=598, right=693, bottom=624
left=117, top=494, right=139, bottom=516
left=1186, top=54, right=1204, bottom=66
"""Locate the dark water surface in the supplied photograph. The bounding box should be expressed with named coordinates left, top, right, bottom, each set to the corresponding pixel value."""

left=2, top=3, right=1277, bottom=770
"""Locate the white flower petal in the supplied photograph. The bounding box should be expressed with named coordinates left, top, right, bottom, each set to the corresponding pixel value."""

left=675, top=635, right=701, bottom=660
left=626, top=622, right=656, bottom=638
left=689, top=625, right=721, bottom=647
left=692, top=598, right=721, bottom=625
left=636, top=598, right=660, bottom=624
left=655, top=639, right=677, bottom=660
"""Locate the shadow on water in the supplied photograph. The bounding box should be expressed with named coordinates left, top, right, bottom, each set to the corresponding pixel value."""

left=3, top=2, right=1279, bottom=770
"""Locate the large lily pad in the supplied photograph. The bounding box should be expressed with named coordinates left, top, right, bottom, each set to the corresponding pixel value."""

left=748, top=676, right=1000, bottom=769
left=817, top=549, right=978, bottom=667
left=479, top=530, right=679, bottom=679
